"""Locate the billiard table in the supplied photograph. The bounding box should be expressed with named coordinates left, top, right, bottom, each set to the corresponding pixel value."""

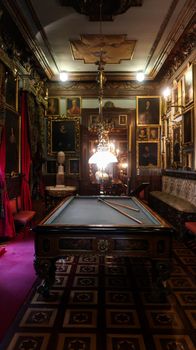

left=33, top=195, right=174, bottom=296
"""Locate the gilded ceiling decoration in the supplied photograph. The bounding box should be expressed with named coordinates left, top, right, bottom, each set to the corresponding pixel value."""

left=70, top=35, right=136, bottom=64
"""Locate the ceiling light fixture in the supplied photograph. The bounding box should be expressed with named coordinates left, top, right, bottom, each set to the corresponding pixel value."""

left=88, top=1, right=118, bottom=193
left=59, top=71, right=68, bottom=82
left=136, top=72, right=145, bottom=82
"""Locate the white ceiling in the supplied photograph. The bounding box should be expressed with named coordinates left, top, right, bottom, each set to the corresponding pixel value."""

left=14, top=0, right=194, bottom=80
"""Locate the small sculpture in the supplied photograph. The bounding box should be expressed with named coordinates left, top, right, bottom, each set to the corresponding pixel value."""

left=56, top=151, right=65, bottom=186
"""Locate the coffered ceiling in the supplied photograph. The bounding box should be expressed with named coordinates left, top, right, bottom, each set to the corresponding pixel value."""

left=2, top=0, right=195, bottom=81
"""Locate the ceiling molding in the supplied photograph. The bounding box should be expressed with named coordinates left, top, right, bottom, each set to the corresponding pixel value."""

left=149, top=0, right=196, bottom=79
left=2, top=0, right=54, bottom=79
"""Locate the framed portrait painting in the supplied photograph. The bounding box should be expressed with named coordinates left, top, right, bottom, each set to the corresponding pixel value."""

left=137, top=96, right=160, bottom=125
left=184, top=65, right=193, bottom=106
left=47, top=97, right=60, bottom=115
left=148, top=127, right=159, bottom=141
left=173, top=125, right=181, bottom=163
left=119, top=114, right=127, bottom=125
left=69, top=158, right=80, bottom=175
left=137, top=127, right=148, bottom=140
left=47, top=116, right=80, bottom=156
left=67, top=97, right=81, bottom=116
left=138, top=142, right=159, bottom=167
left=183, top=109, right=193, bottom=145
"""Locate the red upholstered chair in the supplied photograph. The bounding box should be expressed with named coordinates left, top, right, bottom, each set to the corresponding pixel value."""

left=184, top=222, right=196, bottom=251
left=9, top=196, right=36, bottom=236
left=185, top=222, right=196, bottom=235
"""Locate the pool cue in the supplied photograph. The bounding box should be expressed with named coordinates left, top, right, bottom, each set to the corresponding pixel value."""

left=104, top=200, right=139, bottom=212
left=98, top=198, right=142, bottom=224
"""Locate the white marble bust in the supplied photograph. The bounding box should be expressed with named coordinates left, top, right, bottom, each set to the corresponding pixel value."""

left=57, top=151, right=65, bottom=174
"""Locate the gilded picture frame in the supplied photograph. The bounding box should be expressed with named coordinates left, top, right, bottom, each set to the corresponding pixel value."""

left=172, top=124, right=181, bottom=165
left=137, top=96, right=160, bottom=125
left=137, top=126, right=148, bottom=141
left=47, top=115, right=80, bottom=156
left=137, top=142, right=159, bottom=168
left=148, top=126, right=159, bottom=141
left=182, top=109, right=193, bottom=145
left=183, top=65, right=193, bottom=106
left=119, top=114, right=127, bottom=125
left=47, top=97, right=60, bottom=115
left=66, top=97, right=81, bottom=116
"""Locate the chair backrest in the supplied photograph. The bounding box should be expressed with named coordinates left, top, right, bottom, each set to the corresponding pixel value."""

left=9, top=198, right=17, bottom=215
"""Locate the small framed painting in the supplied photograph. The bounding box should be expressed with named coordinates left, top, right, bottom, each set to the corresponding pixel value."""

left=69, top=158, right=80, bottom=175
left=119, top=115, right=127, bottom=125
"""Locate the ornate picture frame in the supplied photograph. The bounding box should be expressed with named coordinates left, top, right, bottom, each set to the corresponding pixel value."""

left=183, top=65, right=193, bottom=106
left=137, top=96, right=160, bottom=125
left=148, top=126, right=159, bottom=141
left=137, top=142, right=159, bottom=168
left=47, top=115, right=80, bottom=156
left=119, top=114, right=127, bottom=125
left=172, top=123, right=181, bottom=165
left=66, top=97, right=81, bottom=116
left=137, top=126, right=148, bottom=141
left=182, top=109, right=193, bottom=145
left=47, top=97, right=60, bottom=115
left=69, top=158, right=80, bottom=175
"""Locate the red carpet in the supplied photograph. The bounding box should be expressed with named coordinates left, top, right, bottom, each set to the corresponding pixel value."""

left=0, top=233, right=36, bottom=341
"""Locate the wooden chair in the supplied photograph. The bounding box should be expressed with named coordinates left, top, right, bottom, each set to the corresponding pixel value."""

left=9, top=196, right=36, bottom=236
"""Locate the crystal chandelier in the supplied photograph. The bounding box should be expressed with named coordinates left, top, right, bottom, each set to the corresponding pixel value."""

left=88, top=1, right=118, bottom=176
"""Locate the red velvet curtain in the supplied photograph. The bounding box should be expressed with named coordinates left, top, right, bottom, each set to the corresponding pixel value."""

left=21, top=92, right=32, bottom=210
left=0, top=127, right=15, bottom=237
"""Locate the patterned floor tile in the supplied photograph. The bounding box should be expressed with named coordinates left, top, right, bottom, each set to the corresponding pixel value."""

left=75, top=264, right=99, bottom=274
left=153, top=334, right=195, bottom=350
left=6, top=333, right=50, bottom=350
left=104, top=256, right=127, bottom=264
left=78, top=255, right=99, bottom=264
left=68, top=290, right=98, bottom=304
left=178, top=256, right=196, bottom=265
left=55, top=263, right=72, bottom=274
left=105, top=291, right=135, bottom=305
left=73, top=276, right=98, bottom=288
left=173, top=249, right=195, bottom=256
left=174, top=292, right=196, bottom=306
left=105, top=265, right=127, bottom=275
left=184, top=310, right=196, bottom=328
left=63, top=309, right=97, bottom=328
left=167, top=276, right=195, bottom=289
left=57, top=334, right=96, bottom=350
left=31, top=290, right=64, bottom=304
left=171, top=265, right=186, bottom=276
left=105, top=276, right=130, bottom=288
left=53, top=275, right=68, bottom=288
left=145, top=310, right=184, bottom=329
left=107, top=334, right=146, bottom=350
left=140, top=292, right=172, bottom=306
left=19, top=308, right=58, bottom=327
left=106, top=309, right=140, bottom=328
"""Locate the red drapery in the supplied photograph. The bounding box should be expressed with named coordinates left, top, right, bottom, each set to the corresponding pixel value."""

left=0, top=127, right=15, bottom=237
left=21, top=92, right=32, bottom=210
